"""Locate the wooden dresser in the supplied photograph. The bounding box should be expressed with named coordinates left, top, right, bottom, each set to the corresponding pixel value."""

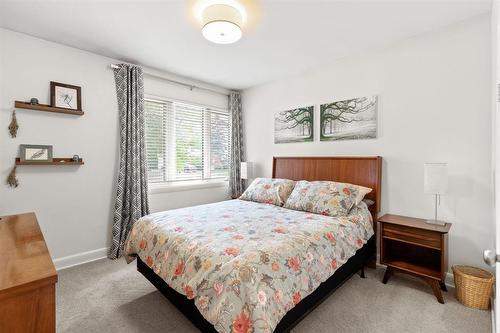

left=0, top=213, right=57, bottom=332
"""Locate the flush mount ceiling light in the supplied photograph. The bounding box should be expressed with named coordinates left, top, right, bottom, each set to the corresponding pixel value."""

left=202, top=4, right=242, bottom=44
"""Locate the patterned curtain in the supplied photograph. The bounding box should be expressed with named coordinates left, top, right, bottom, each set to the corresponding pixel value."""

left=108, top=64, right=150, bottom=259
left=229, top=92, right=244, bottom=198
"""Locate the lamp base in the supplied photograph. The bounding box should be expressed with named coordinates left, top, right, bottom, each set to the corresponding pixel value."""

left=425, top=219, right=446, bottom=226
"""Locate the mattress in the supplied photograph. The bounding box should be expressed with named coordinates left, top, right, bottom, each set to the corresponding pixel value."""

left=124, top=199, right=374, bottom=333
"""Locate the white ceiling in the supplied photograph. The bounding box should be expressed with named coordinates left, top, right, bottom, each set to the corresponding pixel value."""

left=0, top=0, right=492, bottom=90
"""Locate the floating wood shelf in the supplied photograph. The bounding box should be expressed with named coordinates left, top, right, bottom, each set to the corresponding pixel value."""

left=15, top=101, right=84, bottom=116
left=15, top=158, right=84, bottom=166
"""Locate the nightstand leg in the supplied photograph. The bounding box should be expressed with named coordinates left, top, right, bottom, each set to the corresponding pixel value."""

left=359, top=265, right=366, bottom=278
left=382, top=267, right=392, bottom=284
left=439, top=281, right=447, bottom=292
left=426, top=279, right=444, bottom=304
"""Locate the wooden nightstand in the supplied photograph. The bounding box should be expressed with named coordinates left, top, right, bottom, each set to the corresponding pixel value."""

left=378, top=214, right=452, bottom=304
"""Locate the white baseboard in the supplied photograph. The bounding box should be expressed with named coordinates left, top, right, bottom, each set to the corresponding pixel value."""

left=53, top=247, right=109, bottom=271
left=445, top=272, right=455, bottom=289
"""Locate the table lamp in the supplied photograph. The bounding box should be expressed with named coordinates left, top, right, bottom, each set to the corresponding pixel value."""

left=240, top=162, right=252, bottom=180
left=424, top=163, right=448, bottom=226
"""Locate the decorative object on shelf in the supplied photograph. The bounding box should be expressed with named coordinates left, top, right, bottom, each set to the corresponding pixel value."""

left=6, top=165, right=18, bottom=188
left=50, top=81, right=82, bottom=111
left=72, top=154, right=81, bottom=162
left=424, top=162, right=448, bottom=226
left=274, top=106, right=314, bottom=143
left=20, top=144, right=53, bottom=163
left=320, top=95, right=377, bottom=141
left=30, top=98, right=39, bottom=105
left=8, top=110, right=19, bottom=138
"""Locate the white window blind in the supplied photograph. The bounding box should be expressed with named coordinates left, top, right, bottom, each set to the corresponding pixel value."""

left=144, top=97, right=230, bottom=184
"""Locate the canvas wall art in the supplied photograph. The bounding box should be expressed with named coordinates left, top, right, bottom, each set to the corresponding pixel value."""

left=274, top=106, right=314, bottom=143
left=320, top=95, right=377, bottom=141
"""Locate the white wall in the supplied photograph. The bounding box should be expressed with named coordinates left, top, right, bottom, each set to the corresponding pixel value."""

left=0, top=28, right=229, bottom=264
left=0, top=14, right=493, bottom=271
left=243, top=15, right=493, bottom=269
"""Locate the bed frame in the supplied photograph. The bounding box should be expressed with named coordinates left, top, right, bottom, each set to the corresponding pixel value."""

left=137, top=156, right=382, bottom=333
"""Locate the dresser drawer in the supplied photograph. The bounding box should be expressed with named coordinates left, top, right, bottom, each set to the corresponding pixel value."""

left=383, top=223, right=441, bottom=249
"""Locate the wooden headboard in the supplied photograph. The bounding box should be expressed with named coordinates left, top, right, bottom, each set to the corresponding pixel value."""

left=272, top=156, right=382, bottom=221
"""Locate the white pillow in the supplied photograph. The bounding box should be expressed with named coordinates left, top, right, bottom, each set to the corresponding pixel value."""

left=354, top=186, right=373, bottom=206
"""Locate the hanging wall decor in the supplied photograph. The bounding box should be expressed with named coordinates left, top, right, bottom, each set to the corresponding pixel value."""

left=274, top=106, right=314, bottom=143
left=320, top=95, right=377, bottom=141
left=8, top=110, right=19, bottom=138
left=6, top=165, right=18, bottom=188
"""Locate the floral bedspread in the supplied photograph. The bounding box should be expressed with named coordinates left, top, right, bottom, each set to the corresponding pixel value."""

left=124, top=199, right=374, bottom=333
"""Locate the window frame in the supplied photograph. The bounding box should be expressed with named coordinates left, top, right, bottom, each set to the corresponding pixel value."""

left=144, top=94, right=230, bottom=193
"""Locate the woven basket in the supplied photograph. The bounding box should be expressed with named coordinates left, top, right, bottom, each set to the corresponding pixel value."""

left=452, top=265, right=494, bottom=310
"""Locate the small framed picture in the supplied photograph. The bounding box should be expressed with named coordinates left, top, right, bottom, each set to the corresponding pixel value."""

left=20, top=144, right=53, bottom=162
left=50, top=81, right=82, bottom=110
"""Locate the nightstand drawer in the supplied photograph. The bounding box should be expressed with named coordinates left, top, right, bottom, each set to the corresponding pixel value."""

left=383, top=224, right=441, bottom=249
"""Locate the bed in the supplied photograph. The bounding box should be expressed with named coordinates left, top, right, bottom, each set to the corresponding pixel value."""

left=125, top=156, right=382, bottom=333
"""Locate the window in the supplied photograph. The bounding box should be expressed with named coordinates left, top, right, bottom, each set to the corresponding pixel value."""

left=144, top=97, right=230, bottom=185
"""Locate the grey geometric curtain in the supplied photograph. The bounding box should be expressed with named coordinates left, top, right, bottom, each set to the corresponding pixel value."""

left=108, top=64, right=150, bottom=259
left=229, top=92, right=244, bottom=198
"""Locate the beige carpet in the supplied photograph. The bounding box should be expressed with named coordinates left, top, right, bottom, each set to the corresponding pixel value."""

left=57, top=258, right=491, bottom=333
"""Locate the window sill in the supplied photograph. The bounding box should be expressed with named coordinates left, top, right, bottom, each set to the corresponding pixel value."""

left=149, top=179, right=229, bottom=194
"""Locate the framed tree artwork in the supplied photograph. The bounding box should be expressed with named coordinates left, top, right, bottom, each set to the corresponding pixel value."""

left=274, top=106, right=314, bottom=143
left=320, top=95, right=377, bottom=141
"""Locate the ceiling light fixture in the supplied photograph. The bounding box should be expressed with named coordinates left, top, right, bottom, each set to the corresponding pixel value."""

left=202, top=4, right=242, bottom=44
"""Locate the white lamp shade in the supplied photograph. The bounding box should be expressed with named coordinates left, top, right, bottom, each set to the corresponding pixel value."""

left=424, top=163, right=448, bottom=195
left=240, top=162, right=252, bottom=179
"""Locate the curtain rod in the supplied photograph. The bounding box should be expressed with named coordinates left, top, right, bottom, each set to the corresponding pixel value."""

left=110, top=64, right=230, bottom=97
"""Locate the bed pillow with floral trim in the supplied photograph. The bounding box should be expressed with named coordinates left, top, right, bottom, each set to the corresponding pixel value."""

left=354, top=186, right=373, bottom=205
left=239, top=178, right=296, bottom=206
left=284, top=180, right=371, bottom=217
